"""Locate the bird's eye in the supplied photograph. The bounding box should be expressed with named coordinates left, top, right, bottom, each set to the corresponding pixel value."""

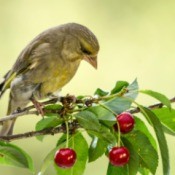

left=81, top=45, right=92, bottom=55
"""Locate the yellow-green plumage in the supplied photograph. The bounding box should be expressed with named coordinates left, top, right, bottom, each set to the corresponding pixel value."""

left=0, top=23, right=99, bottom=136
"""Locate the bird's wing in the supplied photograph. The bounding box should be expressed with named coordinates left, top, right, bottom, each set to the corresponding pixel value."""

left=0, top=39, right=42, bottom=92
left=12, top=37, right=46, bottom=75
left=1, top=36, right=61, bottom=94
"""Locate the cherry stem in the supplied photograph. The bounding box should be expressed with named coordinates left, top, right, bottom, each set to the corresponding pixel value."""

left=98, top=102, right=121, bottom=147
left=65, top=120, right=69, bottom=148
left=98, top=102, right=117, bottom=116
left=116, top=119, right=121, bottom=147
left=72, top=135, right=75, bottom=150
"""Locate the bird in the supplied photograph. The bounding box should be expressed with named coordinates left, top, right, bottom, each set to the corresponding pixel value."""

left=0, top=23, right=99, bottom=136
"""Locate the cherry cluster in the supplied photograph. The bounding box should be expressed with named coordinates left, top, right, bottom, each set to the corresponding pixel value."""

left=109, top=112, right=135, bottom=166
left=54, top=112, right=135, bottom=169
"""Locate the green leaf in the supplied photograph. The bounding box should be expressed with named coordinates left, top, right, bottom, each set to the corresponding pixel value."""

left=44, top=104, right=63, bottom=117
left=88, top=126, right=116, bottom=146
left=88, top=137, right=106, bottom=162
left=0, top=142, right=34, bottom=172
left=122, top=137, right=139, bottom=175
left=94, top=88, right=108, bottom=96
left=88, top=106, right=116, bottom=127
left=110, top=81, right=129, bottom=95
left=35, top=116, right=63, bottom=141
left=134, top=117, right=157, bottom=150
left=153, top=108, right=175, bottom=135
left=140, top=90, right=171, bottom=109
left=92, top=80, right=138, bottom=116
left=140, top=106, right=170, bottom=175
left=104, top=97, right=132, bottom=114
left=76, top=95, right=85, bottom=100
left=36, top=116, right=63, bottom=131
left=44, top=104, right=62, bottom=111
left=55, top=132, right=88, bottom=175
left=138, top=167, right=150, bottom=175
left=107, top=163, right=128, bottom=175
left=124, top=79, right=139, bottom=100
left=56, top=134, right=67, bottom=146
left=74, top=111, right=101, bottom=131
left=43, top=104, right=63, bottom=117
left=124, top=130, right=158, bottom=174
left=107, top=131, right=141, bottom=175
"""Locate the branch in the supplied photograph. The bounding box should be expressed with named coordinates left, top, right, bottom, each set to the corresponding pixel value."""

left=0, top=98, right=59, bottom=124
left=1, top=96, right=175, bottom=124
left=0, top=95, right=175, bottom=142
left=130, top=96, right=175, bottom=114
left=0, top=122, right=80, bottom=142
left=0, top=127, right=63, bottom=142
left=0, top=111, right=38, bottom=124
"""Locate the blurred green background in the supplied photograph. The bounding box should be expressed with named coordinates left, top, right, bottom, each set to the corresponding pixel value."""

left=0, top=0, right=175, bottom=174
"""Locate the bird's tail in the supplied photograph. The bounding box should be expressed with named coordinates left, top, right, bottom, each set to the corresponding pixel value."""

left=0, top=120, right=15, bottom=136
left=0, top=78, right=6, bottom=98
left=0, top=78, right=12, bottom=136
left=0, top=93, right=16, bottom=136
left=0, top=70, right=15, bottom=136
left=0, top=70, right=11, bottom=98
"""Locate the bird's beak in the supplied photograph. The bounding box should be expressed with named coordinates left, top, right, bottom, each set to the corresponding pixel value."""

left=83, top=55, right=97, bottom=69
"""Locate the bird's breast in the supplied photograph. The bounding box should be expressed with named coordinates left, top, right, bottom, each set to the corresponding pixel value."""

left=35, top=59, right=81, bottom=99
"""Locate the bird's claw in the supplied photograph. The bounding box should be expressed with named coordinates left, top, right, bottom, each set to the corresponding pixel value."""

left=31, top=97, right=45, bottom=117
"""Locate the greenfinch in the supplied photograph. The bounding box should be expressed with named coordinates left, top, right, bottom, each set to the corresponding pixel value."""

left=0, top=23, right=99, bottom=136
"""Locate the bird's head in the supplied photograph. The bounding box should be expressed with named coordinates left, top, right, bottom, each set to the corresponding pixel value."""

left=66, top=23, right=100, bottom=69
left=79, top=35, right=99, bottom=69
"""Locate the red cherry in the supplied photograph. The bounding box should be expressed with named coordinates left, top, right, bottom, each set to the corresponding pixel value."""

left=54, top=148, right=77, bottom=168
left=114, top=112, right=135, bottom=133
left=109, top=146, right=130, bottom=166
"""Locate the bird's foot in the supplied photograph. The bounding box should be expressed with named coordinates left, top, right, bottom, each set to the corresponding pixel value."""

left=30, top=97, right=44, bottom=116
